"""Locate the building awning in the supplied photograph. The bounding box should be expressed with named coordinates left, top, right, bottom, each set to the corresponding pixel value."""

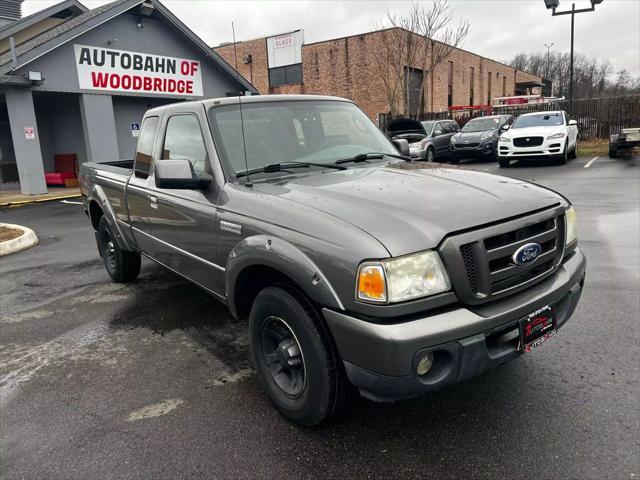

left=516, top=81, right=545, bottom=88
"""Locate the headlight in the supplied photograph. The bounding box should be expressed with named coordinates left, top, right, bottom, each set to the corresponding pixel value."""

left=565, top=206, right=578, bottom=246
left=499, top=136, right=511, bottom=142
left=356, top=251, right=451, bottom=303
left=480, top=132, right=493, bottom=141
left=547, top=132, right=566, bottom=140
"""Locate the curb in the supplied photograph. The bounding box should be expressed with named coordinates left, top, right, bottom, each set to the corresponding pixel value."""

left=0, top=223, right=39, bottom=256
left=0, top=192, right=82, bottom=208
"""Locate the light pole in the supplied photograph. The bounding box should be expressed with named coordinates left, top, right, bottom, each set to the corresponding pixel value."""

left=544, top=42, right=554, bottom=95
left=544, top=0, right=603, bottom=111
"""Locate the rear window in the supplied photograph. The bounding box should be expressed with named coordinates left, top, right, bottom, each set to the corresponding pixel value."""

left=134, top=116, right=159, bottom=178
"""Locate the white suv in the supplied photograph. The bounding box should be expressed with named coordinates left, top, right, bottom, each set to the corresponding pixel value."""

left=497, top=110, right=578, bottom=167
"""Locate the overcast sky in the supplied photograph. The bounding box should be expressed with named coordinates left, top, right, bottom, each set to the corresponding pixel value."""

left=23, top=0, right=640, bottom=76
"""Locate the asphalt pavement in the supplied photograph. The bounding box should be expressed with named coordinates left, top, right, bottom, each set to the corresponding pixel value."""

left=1, top=154, right=638, bottom=479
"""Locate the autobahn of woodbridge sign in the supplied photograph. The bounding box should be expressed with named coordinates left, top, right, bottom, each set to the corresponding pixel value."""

left=74, top=45, right=204, bottom=97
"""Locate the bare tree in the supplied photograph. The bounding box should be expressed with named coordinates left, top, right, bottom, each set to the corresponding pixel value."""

left=369, top=0, right=470, bottom=118
left=509, top=51, right=637, bottom=99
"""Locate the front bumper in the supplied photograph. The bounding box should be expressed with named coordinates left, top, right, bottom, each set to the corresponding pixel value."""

left=323, top=249, right=586, bottom=401
left=449, top=143, right=495, bottom=158
left=409, top=147, right=427, bottom=159
left=498, top=138, right=565, bottom=158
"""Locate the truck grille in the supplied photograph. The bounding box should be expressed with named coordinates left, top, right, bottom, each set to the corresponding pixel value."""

left=513, top=136, right=543, bottom=147
left=440, top=206, right=565, bottom=305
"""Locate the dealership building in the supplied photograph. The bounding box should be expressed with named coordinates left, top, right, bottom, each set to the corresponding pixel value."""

left=214, top=28, right=545, bottom=121
left=0, top=0, right=255, bottom=194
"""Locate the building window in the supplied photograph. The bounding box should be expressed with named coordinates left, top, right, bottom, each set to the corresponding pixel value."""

left=404, top=66, right=424, bottom=116
left=469, top=67, right=475, bottom=106
left=447, top=61, right=454, bottom=107
left=268, top=63, right=303, bottom=88
left=503, top=76, right=507, bottom=96
left=487, top=72, right=492, bottom=104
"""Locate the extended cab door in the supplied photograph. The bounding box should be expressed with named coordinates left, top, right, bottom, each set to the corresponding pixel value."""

left=129, top=104, right=226, bottom=298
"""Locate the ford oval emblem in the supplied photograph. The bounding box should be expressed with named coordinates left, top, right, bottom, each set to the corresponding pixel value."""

left=512, top=243, right=542, bottom=266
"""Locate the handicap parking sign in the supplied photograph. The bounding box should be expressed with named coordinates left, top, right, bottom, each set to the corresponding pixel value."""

left=131, top=123, right=140, bottom=138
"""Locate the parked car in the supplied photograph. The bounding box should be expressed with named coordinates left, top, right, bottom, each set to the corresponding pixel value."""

left=80, top=95, right=586, bottom=426
left=609, top=127, right=640, bottom=157
left=497, top=110, right=578, bottom=168
left=388, top=118, right=459, bottom=161
left=448, top=115, right=513, bottom=163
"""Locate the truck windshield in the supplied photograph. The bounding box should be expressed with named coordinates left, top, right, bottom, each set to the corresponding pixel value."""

left=209, top=100, right=397, bottom=177
left=512, top=113, right=564, bottom=129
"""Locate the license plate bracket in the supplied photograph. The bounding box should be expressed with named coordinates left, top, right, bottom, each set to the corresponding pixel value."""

left=519, top=305, right=556, bottom=353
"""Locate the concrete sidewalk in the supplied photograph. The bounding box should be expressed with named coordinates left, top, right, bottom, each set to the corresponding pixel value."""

left=0, top=187, right=81, bottom=207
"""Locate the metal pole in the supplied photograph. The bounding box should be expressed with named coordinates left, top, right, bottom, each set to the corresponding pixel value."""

left=569, top=3, right=575, bottom=112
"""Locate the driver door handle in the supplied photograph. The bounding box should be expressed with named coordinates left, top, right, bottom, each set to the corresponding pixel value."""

left=149, top=195, right=158, bottom=209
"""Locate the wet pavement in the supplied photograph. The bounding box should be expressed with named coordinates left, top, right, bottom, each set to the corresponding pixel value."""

left=1, top=154, right=638, bottom=479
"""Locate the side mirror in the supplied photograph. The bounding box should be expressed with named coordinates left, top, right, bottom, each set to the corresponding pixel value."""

left=154, top=159, right=212, bottom=190
left=501, top=124, right=510, bottom=131
left=433, top=130, right=442, bottom=136
left=568, top=120, right=578, bottom=126
left=391, top=138, right=410, bottom=156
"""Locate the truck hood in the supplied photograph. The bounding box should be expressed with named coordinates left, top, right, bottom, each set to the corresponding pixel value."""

left=254, top=163, right=563, bottom=256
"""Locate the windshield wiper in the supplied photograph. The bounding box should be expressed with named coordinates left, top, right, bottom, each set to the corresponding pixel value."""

left=334, top=152, right=412, bottom=165
left=235, top=161, right=346, bottom=178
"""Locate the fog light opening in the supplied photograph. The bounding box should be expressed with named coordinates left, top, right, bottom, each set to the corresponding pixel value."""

left=416, top=352, right=434, bottom=376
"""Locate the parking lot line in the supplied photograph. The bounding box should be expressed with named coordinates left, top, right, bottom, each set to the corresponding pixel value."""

left=584, top=157, right=599, bottom=168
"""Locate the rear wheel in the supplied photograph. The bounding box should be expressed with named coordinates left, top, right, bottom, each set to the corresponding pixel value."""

left=249, top=286, right=351, bottom=426
left=97, top=216, right=141, bottom=283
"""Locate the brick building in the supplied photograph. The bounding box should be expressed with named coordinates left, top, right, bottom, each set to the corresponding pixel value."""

left=214, top=28, right=544, bottom=121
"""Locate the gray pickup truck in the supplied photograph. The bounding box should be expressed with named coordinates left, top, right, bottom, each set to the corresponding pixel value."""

left=80, top=95, right=586, bottom=426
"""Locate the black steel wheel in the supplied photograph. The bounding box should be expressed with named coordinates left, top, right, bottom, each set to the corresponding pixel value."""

left=261, top=316, right=306, bottom=398
left=249, top=286, right=352, bottom=426
left=97, top=216, right=141, bottom=283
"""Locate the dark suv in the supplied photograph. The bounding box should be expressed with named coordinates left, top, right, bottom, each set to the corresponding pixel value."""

left=448, top=115, right=513, bottom=163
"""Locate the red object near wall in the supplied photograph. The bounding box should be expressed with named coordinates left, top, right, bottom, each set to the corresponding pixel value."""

left=45, top=154, right=77, bottom=186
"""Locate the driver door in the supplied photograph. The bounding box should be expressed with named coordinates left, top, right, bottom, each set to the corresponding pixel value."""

left=144, top=105, right=225, bottom=296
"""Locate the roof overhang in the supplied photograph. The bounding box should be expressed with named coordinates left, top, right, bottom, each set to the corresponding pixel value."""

left=0, top=0, right=88, bottom=42
left=0, top=0, right=257, bottom=93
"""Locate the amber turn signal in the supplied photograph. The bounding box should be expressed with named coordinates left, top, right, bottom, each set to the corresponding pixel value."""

left=357, top=264, right=387, bottom=302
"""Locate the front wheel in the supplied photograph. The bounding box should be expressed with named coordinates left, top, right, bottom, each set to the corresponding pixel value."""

left=448, top=153, right=460, bottom=164
left=97, top=216, right=141, bottom=283
left=569, top=141, right=578, bottom=159
left=426, top=147, right=435, bottom=162
left=498, top=157, right=510, bottom=168
left=609, top=144, right=618, bottom=158
left=249, top=286, right=351, bottom=426
left=558, top=141, right=569, bottom=165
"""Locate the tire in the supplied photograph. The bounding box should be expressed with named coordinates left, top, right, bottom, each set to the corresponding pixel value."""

left=609, top=144, right=618, bottom=158
left=498, top=157, right=510, bottom=168
left=249, top=286, right=351, bottom=426
left=97, top=216, right=141, bottom=283
left=426, top=147, right=435, bottom=162
left=569, top=141, right=578, bottom=159
left=448, top=153, right=460, bottom=164
left=558, top=141, right=568, bottom=165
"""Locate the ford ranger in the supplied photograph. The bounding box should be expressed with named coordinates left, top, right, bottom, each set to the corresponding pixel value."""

left=80, top=95, right=586, bottom=426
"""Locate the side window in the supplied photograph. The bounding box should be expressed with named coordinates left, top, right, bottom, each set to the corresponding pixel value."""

left=162, top=115, right=208, bottom=174
left=134, top=116, right=159, bottom=178
left=435, top=122, right=445, bottom=134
